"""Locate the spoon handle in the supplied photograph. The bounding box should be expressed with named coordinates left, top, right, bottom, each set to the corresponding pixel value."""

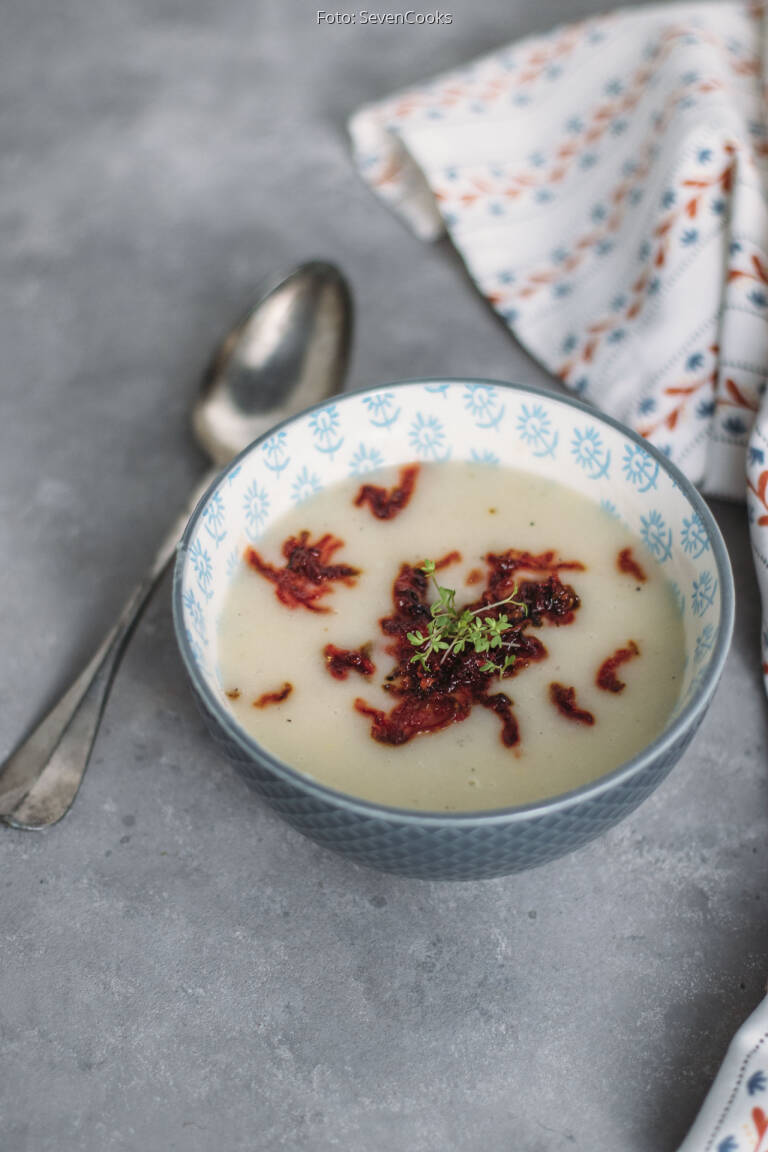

left=0, top=469, right=217, bottom=829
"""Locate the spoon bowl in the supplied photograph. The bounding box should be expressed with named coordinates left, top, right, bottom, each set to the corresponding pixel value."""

left=193, top=261, right=353, bottom=466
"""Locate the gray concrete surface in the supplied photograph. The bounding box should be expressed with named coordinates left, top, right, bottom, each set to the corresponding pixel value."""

left=1, top=1, right=767, bottom=1149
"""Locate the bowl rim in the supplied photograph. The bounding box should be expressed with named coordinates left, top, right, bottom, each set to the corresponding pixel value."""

left=172, top=376, right=735, bottom=827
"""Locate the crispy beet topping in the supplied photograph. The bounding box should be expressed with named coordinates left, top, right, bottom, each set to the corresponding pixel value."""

left=434, top=550, right=461, bottom=571
left=486, top=548, right=584, bottom=580
left=617, top=547, right=647, bottom=583
left=354, top=464, right=420, bottom=520
left=549, top=683, right=595, bottom=725
left=253, top=682, right=293, bottom=708
left=597, top=641, right=640, bottom=693
left=482, top=549, right=582, bottom=627
left=324, top=643, right=375, bottom=680
left=481, top=692, right=520, bottom=748
left=353, top=550, right=582, bottom=748
left=245, top=532, right=359, bottom=613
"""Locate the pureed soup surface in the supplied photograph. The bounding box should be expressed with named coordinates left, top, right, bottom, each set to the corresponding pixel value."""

left=217, top=462, right=685, bottom=811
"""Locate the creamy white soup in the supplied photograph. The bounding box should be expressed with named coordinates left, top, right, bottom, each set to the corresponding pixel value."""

left=217, top=462, right=685, bottom=811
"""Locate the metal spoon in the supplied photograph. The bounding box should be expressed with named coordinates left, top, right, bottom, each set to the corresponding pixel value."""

left=0, top=260, right=353, bottom=829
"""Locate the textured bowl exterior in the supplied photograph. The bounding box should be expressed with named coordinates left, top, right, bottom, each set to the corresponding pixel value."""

left=192, top=691, right=703, bottom=880
left=173, top=378, right=734, bottom=880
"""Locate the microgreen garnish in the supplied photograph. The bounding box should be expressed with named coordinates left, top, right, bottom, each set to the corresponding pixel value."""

left=407, top=560, right=526, bottom=676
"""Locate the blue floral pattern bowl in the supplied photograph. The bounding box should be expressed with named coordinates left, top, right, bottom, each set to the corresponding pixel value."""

left=172, top=379, right=734, bottom=879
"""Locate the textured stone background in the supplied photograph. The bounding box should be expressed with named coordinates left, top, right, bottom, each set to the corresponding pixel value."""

left=1, top=1, right=767, bottom=1149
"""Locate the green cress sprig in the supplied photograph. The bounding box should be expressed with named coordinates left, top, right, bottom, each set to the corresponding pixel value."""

left=406, top=559, right=526, bottom=676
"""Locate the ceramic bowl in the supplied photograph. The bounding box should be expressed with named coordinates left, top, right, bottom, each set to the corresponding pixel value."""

left=172, top=378, right=734, bottom=880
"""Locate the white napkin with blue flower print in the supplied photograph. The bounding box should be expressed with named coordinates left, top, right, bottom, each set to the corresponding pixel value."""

left=349, top=0, right=768, bottom=700
left=350, top=6, right=768, bottom=1149
left=676, top=990, right=768, bottom=1152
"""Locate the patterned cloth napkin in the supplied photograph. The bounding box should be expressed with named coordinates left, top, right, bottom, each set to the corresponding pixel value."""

left=349, top=0, right=768, bottom=697
left=676, top=991, right=768, bottom=1152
